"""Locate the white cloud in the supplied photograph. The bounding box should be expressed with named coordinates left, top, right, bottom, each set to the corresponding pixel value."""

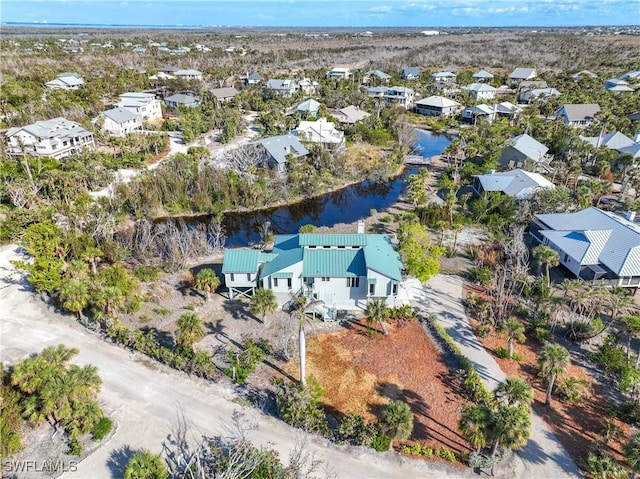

left=369, top=5, right=392, bottom=13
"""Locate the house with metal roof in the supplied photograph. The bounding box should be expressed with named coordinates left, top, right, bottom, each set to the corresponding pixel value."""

left=332, top=105, right=371, bottom=125
left=432, top=71, right=457, bottom=84
left=118, top=92, right=163, bottom=122
left=5, top=117, right=95, bottom=159
left=296, top=99, right=321, bottom=118
left=530, top=207, right=640, bottom=287
left=248, top=134, right=309, bottom=174
left=555, top=104, right=601, bottom=128
left=44, top=73, right=85, bottom=90
left=294, top=118, right=344, bottom=148
left=363, top=70, right=391, bottom=85
left=326, top=67, right=351, bottom=79
left=462, top=104, right=496, bottom=124
left=580, top=131, right=636, bottom=152
left=265, top=79, right=299, bottom=97
left=243, top=71, right=262, bottom=86
left=414, top=96, right=461, bottom=116
left=367, top=86, right=389, bottom=98
left=572, top=70, right=598, bottom=80
left=499, top=133, right=548, bottom=169
left=461, top=83, right=497, bottom=101
left=298, top=78, right=319, bottom=95
left=99, top=107, right=142, bottom=137
left=208, top=86, right=239, bottom=105
left=473, top=169, right=554, bottom=200
left=472, top=70, right=494, bottom=81
left=221, top=225, right=404, bottom=309
left=520, top=87, right=561, bottom=104
left=621, top=71, right=640, bottom=81
left=174, top=69, right=203, bottom=81
left=164, top=93, right=201, bottom=109
left=384, top=86, right=415, bottom=109
left=605, top=78, right=635, bottom=93
left=508, top=67, right=537, bottom=84
left=401, top=67, right=421, bottom=80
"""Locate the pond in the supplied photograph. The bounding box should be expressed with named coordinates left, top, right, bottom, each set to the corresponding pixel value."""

left=220, top=129, right=451, bottom=246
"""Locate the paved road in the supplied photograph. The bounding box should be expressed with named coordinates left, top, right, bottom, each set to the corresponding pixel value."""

left=408, top=275, right=583, bottom=479
left=0, top=245, right=462, bottom=479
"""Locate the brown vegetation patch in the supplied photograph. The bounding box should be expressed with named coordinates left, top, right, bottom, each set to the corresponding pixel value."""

left=475, top=321, right=633, bottom=471
left=297, top=320, right=472, bottom=455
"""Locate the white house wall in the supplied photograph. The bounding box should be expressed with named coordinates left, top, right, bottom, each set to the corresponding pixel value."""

left=225, top=272, right=257, bottom=289
left=546, top=240, right=582, bottom=277
left=311, top=276, right=367, bottom=309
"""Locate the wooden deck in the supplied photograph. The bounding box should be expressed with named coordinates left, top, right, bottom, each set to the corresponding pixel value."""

left=404, top=155, right=435, bottom=165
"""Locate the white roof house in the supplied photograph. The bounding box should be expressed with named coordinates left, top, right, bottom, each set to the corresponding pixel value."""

left=432, top=71, right=457, bottom=83
left=5, top=117, right=95, bottom=159
left=297, top=99, right=321, bottom=117
left=174, top=69, right=203, bottom=81
left=605, top=78, right=635, bottom=93
left=326, top=67, right=351, bottom=79
left=118, top=92, right=163, bottom=122
left=473, top=169, right=554, bottom=200
left=520, top=88, right=561, bottom=103
left=99, top=107, right=142, bottom=137
left=580, top=131, right=636, bottom=151
left=621, top=71, right=640, bottom=81
left=295, top=118, right=344, bottom=147
left=266, top=79, right=298, bottom=97
left=332, top=105, right=371, bottom=124
left=461, top=83, right=497, bottom=100
left=384, top=86, right=415, bottom=109
left=472, top=70, right=494, bottom=81
left=414, top=96, right=461, bottom=116
left=45, top=73, right=84, bottom=90
left=531, top=207, right=640, bottom=286
left=509, top=67, right=537, bottom=83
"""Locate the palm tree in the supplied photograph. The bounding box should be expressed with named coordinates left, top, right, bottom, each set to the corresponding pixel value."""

left=587, top=451, right=628, bottom=479
left=459, top=404, right=492, bottom=453
left=490, top=404, right=531, bottom=456
left=288, top=295, right=323, bottom=388
left=175, top=313, right=205, bottom=352
left=192, top=268, right=220, bottom=301
left=620, top=315, right=640, bottom=360
left=502, top=318, right=525, bottom=359
left=58, top=278, right=89, bottom=318
left=364, top=298, right=389, bottom=335
left=495, top=378, right=533, bottom=408
left=124, top=450, right=168, bottom=479
left=532, top=245, right=559, bottom=287
left=381, top=400, right=414, bottom=451
left=538, top=342, right=571, bottom=407
left=82, top=247, right=103, bottom=275
left=93, top=286, right=126, bottom=319
left=250, top=288, right=278, bottom=323
left=625, top=433, right=640, bottom=479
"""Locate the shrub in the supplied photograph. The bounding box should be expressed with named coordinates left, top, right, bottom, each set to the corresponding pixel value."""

left=592, top=334, right=627, bottom=375
left=274, top=377, right=329, bottom=435
left=475, top=323, right=491, bottom=338
left=511, top=352, right=524, bottom=362
left=153, top=306, right=171, bottom=316
left=495, top=347, right=510, bottom=359
left=370, top=433, right=390, bottom=452
left=298, top=224, right=316, bottom=233
left=380, top=215, right=393, bottom=223
left=91, top=417, right=113, bottom=441
left=224, top=339, right=269, bottom=384
left=334, top=413, right=377, bottom=447
left=66, top=438, right=83, bottom=456
left=557, top=377, right=590, bottom=404
left=534, top=327, right=552, bottom=341
left=139, top=314, right=152, bottom=323
left=133, top=265, right=163, bottom=282
left=370, top=209, right=378, bottom=215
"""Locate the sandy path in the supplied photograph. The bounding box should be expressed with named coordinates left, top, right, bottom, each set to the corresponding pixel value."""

left=0, top=245, right=463, bottom=479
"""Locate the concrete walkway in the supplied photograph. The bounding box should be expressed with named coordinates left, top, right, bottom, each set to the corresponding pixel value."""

left=404, top=274, right=583, bottom=479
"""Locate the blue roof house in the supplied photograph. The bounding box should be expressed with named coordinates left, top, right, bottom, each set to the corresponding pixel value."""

left=401, top=67, right=421, bottom=80
left=499, top=133, right=548, bottom=169
left=221, top=222, right=404, bottom=311
left=249, top=134, right=309, bottom=175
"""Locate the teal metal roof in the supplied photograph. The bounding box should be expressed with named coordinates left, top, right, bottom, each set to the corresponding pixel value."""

left=298, top=234, right=367, bottom=247
left=222, top=249, right=276, bottom=274
left=261, top=248, right=303, bottom=277
left=302, top=249, right=366, bottom=277
left=367, top=278, right=377, bottom=284
left=273, top=235, right=300, bottom=253
left=363, top=235, right=403, bottom=281
left=272, top=272, right=294, bottom=279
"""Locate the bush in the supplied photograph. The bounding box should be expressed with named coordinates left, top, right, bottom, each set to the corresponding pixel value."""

left=370, top=209, right=377, bottom=215
left=380, top=215, right=393, bottom=223
left=224, top=339, right=269, bottom=384
left=133, top=265, right=163, bottom=282
left=274, top=377, right=329, bottom=435
left=534, top=327, right=552, bottom=341
left=153, top=306, right=171, bottom=316
left=400, top=444, right=457, bottom=462
left=591, top=334, right=627, bottom=375
left=91, top=416, right=113, bottom=441
left=475, top=323, right=491, bottom=338
left=468, top=266, right=492, bottom=285
left=370, top=433, right=390, bottom=452
left=557, top=377, right=590, bottom=404
left=298, top=224, right=316, bottom=233
left=66, top=438, right=83, bottom=456
left=334, top=413, right=377, bottom=447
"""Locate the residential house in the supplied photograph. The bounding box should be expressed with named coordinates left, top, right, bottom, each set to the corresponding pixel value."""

left=518, top=80, right=547, bottom=91
left=621, top=71, right=640, bottom=82
left=243, top=71, right=262, bottom=86
left=414, top=96, right=461, bottom=116
left=298, top=78, right=319, bottom=95
left=499, top=133, right=548, bottom=168
left=326, top=67, right=351, bottom=79
left=366, top=86, right=388, bottom=98
left=571, top=70, right=598, bottom=80
left=461, top=83, right=497, bottom=101
left=401, top=67, right=421, bottom=80
left=6, top=117, right=95, bottom=159
left=222, top=226, right=403, bottom=309
left=462, top=104, right=496, bottom=124
left=508, top=67, right=537, bottom=84
left=174, top=69, right=203, bottom=81
left=132, top=46, right=147, bottom=54
left=294, top=118, right=344, bottom=148
left=494, top=101, right=523, bottom=118
left=159, top=66, right=181, bottom=74
left=332, top=105, right=371, bottom=125
left=555, top=104, right=601, bottom=128
left=530, top=207, right=640, bottom=287
left=149, top=72, right=176, bottom=81
left=362, top=70, right=391, bottom=85
left=44, top=73, right=84, bottom=90
left=472, top=70, right=494, bottom=82
left=580, top=131, right=636, bottom=151
left=432, top=71, right=457, bottom=84
left=118, top=92, right=163, bottom=122
left=265, top=79, right=298, bottom=97
left=520, top=87, right=561, bottom=103
left=472, top=169, right=555, bottom=200
left=296, top=99, right=321, bottom=118
left=249, top=134, right=309, bottom=175
left=605, top=78, right=635, bottom=93
left=164, top=93, right=201, bottom=109
left=208, top=87, right=239, bottom=106
left=99, top=107, right=142, bottom=137
left=384, top=86, right=415, bottom=109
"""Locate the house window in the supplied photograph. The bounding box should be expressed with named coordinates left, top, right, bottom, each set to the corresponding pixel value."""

left=287, top=278, right=292, bottom=289
left=563, top=254, right=568, bottom=263
left=230, top=273, right=235, bottom=282
left=347, top=277, right=359, bottom=288
left=392, top=283, right=398, bottom=295
left=323, top=245, right=330, bottom=249
left=369, top=283, right=375, bottom=295
left=308, top=245, right=316, bottom=249
left=247, top=273, right=251, bottom=281
left=322, top=277, right=329, bottom=282
left=338, top=246, right=345, bottom=249
left=274, top=278, right=278, bottom=287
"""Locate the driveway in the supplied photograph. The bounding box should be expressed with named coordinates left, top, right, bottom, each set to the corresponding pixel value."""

left=0, top=245, right=464, bottom=479
left=406, top=275, right=583, bottom=479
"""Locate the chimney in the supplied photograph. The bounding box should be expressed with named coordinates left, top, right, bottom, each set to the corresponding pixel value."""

left=357, top=220, right=365, bottom=234
left=626, top=211, right=636, bottom=222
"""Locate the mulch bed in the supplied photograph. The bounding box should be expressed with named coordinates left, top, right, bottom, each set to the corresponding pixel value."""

left=470, top=314, right=633, bottom=473
left=293, top=320, right=473, bottom=457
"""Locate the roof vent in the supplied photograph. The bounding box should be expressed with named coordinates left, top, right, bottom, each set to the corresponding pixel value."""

left=357, top=220, right=365, bottom=235
left=626, top=210, right=636, bottom=222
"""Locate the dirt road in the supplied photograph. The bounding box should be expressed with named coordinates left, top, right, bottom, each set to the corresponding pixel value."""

left=0, top=245, right=463, bottom=479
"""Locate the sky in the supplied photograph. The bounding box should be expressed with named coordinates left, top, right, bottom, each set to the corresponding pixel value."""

left=2, top=0, right=639, bottom=27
